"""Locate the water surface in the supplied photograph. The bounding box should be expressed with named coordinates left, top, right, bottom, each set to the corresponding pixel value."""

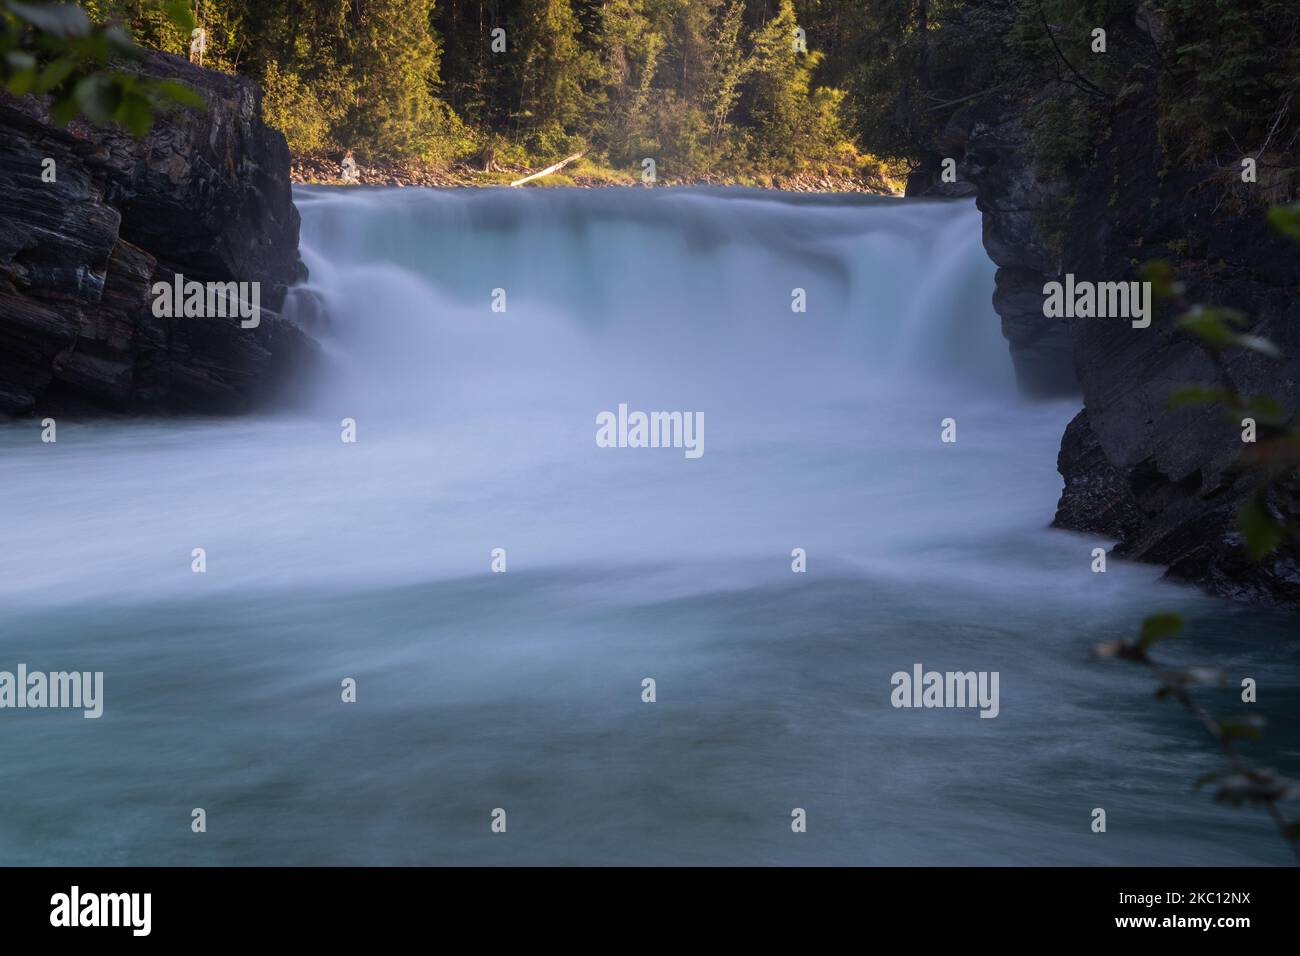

left=1, top=188, right=1295, bottom=865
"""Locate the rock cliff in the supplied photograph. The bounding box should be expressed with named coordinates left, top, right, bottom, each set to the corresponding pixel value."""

left=0, top=52, right=315, bottom=416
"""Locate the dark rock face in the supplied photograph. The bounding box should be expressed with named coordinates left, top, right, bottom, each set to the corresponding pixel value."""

left=914, top=103, right=1078, bottom=398
left=1053, top=409, right=1143, bottom=539
left=0, top=52, right=315, bottom=416
left=915, top=33, right=1300, bottom=608
left=1058, top=82, right=1300, bottom=608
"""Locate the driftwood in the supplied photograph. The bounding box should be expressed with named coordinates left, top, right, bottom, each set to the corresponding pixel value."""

left=509, top=152, right=585, bottom=187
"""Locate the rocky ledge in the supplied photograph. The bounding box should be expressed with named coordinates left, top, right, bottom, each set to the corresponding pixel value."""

left=0, top=52, right=316, bottom=417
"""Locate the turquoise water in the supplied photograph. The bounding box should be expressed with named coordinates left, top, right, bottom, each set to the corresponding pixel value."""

left=0, top=189, right=1295, bottom=865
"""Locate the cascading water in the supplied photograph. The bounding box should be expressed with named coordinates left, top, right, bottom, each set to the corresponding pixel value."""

left=0, top=187, right=1295, bottom=865
left=291, top=187, right=1016, bottom=415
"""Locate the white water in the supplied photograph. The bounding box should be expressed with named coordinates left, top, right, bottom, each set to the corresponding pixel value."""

left=0, top=187, right=1295, bottom=865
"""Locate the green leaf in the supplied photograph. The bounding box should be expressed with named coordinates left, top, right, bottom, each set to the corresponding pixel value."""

left=1245, top=395, right=1283, bottom=420
left=1268, top=202, right=1300, bottom=241
left=6, top=1, right=91, bottom=39
left=103, top=25, right=137, bottom=57
left=1236, top=334, right=1283, bottom=360
left=49, top=94, right=79, bottom=126
left=1140, top=259, right=1181, bottom=301
left=1177, top=306, right=1245, bottom=349
left=5, top=51, right=37, bottom=72
left=72, top=74, right=118, bottom=125
left=1139, top=613, right=1184, bottom=649
left=5, top=66, right=38, bottom=96
left=114, top=92, right=153, bottom=137
left=36, top=58, right=76, bottom=95
left=153, top=79, right=206, bottom=109
left=1168, top=386, right=1234, bottom=409
left=1218, top=716, right=1266, bottom=742
left=1237, top=495, right=1285, bottom=561
left=60, top=33, right=106, bottom=66
left=164, top=0, right=197, bottom=33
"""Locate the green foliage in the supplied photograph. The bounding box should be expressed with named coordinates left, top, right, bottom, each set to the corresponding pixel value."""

left=703, top=0, right=745, bottom=145
left=77, top=0, right=866, bottom=177
left=746, top=0, right=813, bottom=161
left=1025, top=94, right=1094, bottom=180
left=1269, top=201, right=1300, bottom=240
left=1138, top=612, right=1184, bottom=650
left=343, top=0, right=448, bottom=160
left=1167, top=385, right=1233, bottom=410
left=1177, top=305, right=1249, bottom=351
left=1149, top=0, right=1300, bottom=163
left=846, top=0, right=1299, bottom=207
left=260, top=59, right=337, bottom=154
left=59, top=1, right=1294, bottom=185
left=848, top=0, right=933, bottom=165
left=1096, top=615, right=1300, bottom=857
left=1129, top=219, right=1299, bottom=855
left=1237, top=494, right=1285, bottom=562
left=2, top=0, right=202, bottom=134
left=1215, top=716, right=1266, bottom=743
left=514, top=0, right=599, bottom=142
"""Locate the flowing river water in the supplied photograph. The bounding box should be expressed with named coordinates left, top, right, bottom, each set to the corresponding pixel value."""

left=0, top=187, right=1295, bottom=864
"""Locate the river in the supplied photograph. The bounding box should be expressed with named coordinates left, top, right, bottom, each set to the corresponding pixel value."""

left=0, top=187, right=1295, bottom=864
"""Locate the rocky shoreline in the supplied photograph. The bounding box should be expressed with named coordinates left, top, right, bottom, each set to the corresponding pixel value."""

left=290, top=151, right=898, bottom=194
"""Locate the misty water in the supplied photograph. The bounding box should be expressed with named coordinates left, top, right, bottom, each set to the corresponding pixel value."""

left=1, top=187, right=1296, bottom=865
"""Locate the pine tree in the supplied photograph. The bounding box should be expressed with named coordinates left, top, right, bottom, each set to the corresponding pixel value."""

left=594, top=0, right=664, bottom=161
left=514, top=0, right=597, bottom=142
left=704, top=0, right=748, bottom=146
left=745, top=0, right=817, bottom=163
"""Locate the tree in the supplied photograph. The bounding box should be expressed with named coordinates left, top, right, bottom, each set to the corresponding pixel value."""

left=703, top=0, right=747, bottom=145
left=341, top=0, right=446, bottom=159
left=745, top=0, right=817, bottom=162
left=593, top=0, right=662, bottom=160
left=514, top=0, right=597, bottom=142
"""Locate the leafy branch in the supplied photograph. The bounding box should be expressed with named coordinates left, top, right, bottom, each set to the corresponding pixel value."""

left=1, top=0, right=203, bottom=135
left=1095, top=614, right=1300, bottom=862
left=1103, top=205, right=1300, bottom=860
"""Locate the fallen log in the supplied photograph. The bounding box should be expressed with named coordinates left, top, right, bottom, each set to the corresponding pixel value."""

left=509, top=152, right=585, bottom=187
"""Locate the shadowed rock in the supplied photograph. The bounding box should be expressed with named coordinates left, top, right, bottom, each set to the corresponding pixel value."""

left=0, top=51, right=316, bottom=416
left=911, top=18, right=1299, bottom=608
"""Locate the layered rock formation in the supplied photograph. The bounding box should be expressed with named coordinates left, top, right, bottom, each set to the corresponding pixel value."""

left=918, top=16, right=1300, bottom=607
left=0, top=52, right=315, bottom=416
left=914, top=106, right=1079, bottom=399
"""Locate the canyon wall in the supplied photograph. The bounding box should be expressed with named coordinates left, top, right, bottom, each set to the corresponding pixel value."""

left=918, top=14, right=1300, bottom=607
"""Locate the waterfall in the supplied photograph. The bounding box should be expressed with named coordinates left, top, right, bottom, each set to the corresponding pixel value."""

left=288, top=186, right=1015, bottom=421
